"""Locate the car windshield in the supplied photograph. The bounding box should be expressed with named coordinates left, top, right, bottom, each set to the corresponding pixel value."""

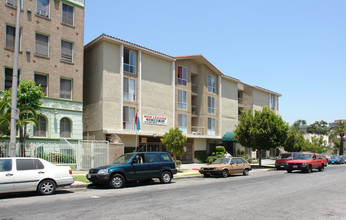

left=212, top=158, right=230, bottom=164
left=111, top=153, right=134, bottom=164
left=294, top=154, right=312, bottom=160
left=278, top=154, right=292, bottom=159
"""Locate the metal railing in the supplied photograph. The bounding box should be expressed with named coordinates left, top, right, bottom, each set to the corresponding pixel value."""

left=191, top=126, right=204, bottom=135
left=191, top=105, right=198, bottom=116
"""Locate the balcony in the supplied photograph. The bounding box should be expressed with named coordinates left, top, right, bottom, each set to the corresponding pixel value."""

left=191, top=126, right=204, bottom=135
left=191, top=105, right=198, bottom=117
left=191, top=84, right=198, bottom=96
left=238, top=98, right=244, bottom=107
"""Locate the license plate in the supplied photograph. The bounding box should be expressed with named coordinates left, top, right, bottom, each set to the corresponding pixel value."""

left=293, top=165, right=298, bottom=168
left=87, top=174, right=91, bottom=178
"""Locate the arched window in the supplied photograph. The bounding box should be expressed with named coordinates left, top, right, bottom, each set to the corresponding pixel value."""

left=34, top=116, right=47, bottom=137
left=60, top=117, right=72, bottom=138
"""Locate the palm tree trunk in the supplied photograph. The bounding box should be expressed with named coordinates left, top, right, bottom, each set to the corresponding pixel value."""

left=258, top=149, right=262, bottom=167
left=19, top=127, right=25, bottom=157
left=340, top=136, right=344, bottom=156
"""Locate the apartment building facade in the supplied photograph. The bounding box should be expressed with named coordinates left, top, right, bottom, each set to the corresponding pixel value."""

left=0, top=0, right=84, bottom=144
left=83, top=34, right=281, bottom=162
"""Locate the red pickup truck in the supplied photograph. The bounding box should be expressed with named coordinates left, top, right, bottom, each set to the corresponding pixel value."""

left=285, top=153, right=325, bottom=173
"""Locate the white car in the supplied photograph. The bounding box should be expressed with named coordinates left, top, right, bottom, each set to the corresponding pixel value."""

left=0, top=157, right=74, bottom=195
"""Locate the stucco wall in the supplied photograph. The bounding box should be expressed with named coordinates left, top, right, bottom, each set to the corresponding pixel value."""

left=194, top=138, right=207, bottom=151
left=221, top=78, right=238, bottom=135
left=252, top=89, right=269, bottom=111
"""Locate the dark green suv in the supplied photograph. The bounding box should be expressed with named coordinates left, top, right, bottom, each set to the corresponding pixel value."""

left=86, top=152, right=177, bottom=188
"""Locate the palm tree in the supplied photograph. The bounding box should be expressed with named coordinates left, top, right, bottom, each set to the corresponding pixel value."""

left=329, top=122, right=346, bottom=155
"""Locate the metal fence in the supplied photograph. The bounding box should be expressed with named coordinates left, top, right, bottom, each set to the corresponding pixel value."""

left=0, top=140, right=110, bottom=171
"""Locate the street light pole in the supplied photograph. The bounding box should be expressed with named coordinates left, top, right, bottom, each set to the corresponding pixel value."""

left=9, top=0, right=21, bottom=157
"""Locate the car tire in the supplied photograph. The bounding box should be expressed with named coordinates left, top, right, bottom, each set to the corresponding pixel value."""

left=306, top=166, right=312, bottom=173
left=160, top=171, right=172, bottom=184
left=37, top=179, right=56, bottom=195
left=203, top=173, right=210, bottom=178
left=243, top=169, right=249, bottom=176
left=110, top=174, right=125, bottom=189
left=287, top=169, right=292, bottom=173
left=221, top=169, right=228, bottom=178
left=318, top=164, right=324, bottom=172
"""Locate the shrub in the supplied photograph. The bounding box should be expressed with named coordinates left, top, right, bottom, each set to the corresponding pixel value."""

left=175, top=160, right=182, bottom=167
left=215, top=146, right=226, bottom=154
left=194, top=150, right=207, bottom=163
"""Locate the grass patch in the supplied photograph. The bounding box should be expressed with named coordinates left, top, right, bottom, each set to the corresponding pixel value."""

left=72, top=175, right=91, bottom=183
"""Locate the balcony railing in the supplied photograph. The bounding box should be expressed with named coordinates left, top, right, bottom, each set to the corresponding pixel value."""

left=191, top=126, right=204, bottom=135
left=191, top=105, right=198, bottom=116
left=238, top=98, right=243, bottom=105
left=123, top=121, right=135, bottom=130
left=191, top=84, right=198, bottom=94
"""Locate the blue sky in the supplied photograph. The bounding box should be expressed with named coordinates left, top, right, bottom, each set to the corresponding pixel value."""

left=84, top=0, right=346, bottom=125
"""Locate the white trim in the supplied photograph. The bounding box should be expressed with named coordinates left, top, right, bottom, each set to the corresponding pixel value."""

left=120, top=44, right=124, bottom=130
left=218, top=75, right=222, bottom=136
left=172, top=62, right=175, bottom=128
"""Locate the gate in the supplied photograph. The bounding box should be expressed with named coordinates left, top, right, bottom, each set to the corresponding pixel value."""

left=78, top=140, right=109, bottom=170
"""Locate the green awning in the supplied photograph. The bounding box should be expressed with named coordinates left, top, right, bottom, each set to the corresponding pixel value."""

left=222, top=132, right=236, bottom=142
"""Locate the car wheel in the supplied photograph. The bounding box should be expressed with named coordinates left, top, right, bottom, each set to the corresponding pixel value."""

left=110, top=174, right=125, bottom=189
left=203, top=173, right=210, bottom=178
left=243, top=169, right=249, bottom=176
left=306, top=166, right=312, bottom=173
left=221, top=169, right=228, bottom=178
left=287, top=169, right=292, bottom=173
left=160, top=171, right=172, bottom=183
left=318, top=164, right=324, bottom=172
left=37, top=179, right=56, bottom=195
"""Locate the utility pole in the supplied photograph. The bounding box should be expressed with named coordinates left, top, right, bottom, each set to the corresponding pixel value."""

left=9, top=0, right=21, bottom=157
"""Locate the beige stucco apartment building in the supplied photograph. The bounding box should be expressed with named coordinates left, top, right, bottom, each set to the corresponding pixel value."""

left=84, top=34, right=281, bottom=162
left=0, top=0, right=84, bottom=145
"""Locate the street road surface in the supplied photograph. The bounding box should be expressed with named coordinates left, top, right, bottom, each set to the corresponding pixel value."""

left=1, top=165, right=346, bottom=220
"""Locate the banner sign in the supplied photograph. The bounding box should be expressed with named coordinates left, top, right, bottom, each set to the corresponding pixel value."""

left=143, top=115, right=167, bottom=126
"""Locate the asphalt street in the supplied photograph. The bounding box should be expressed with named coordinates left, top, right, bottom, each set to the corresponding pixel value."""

left=1, top=165, right=346, bottom=220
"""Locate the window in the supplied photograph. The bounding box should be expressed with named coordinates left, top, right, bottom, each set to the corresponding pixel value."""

left=5, top=25, right=21, bottom=50
left=60, top=117, right=72, bottom=138
left=6, top=0, right=23, bottom=9
left=124, top=48, right=136, bottom=74
left=146, top=153, right=161, bottom=163
left=208, top=118, right=215, bottom=135
left=160, top=153, right=172, bottom=162
left=178, top=90, right=187, bottom=110
left=60, top=78, right=72, bottom=99
left=123, top=77, right=136, bottom=101
left=35, top=33, right=49, bottom=57
left=16, top=159, right=44, bottom=170
left=0, top=159, right=12, bottom=172
left=4, top=67, right=20, bottom=91
left=270, top=94, right=276, bottom=110
left=34, top=116, right=47, bottom=137
left=208, top=75, right=216, bottom=93
left=178, top=114, right=187, bottom=133
left=208, top=96, right=215, bottom=114
left=62, top=3, right=74, bottom=26
left=123, top=106, right=136, bottom=130
left=36, top=0, right=50, bottom=17
left=61, top=40, right=73, bottom=62
left=34, top=74, right=48, bottom=96
left=177, top=66, right=187, bottom=86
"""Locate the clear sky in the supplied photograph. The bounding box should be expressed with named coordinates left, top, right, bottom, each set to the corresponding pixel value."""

left=84, top=0, right=346, bottom=126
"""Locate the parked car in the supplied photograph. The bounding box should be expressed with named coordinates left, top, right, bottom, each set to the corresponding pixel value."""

left=0, top=157, right=74, bottom=195
left=285, top=153, right=325, bottom=173
left=86, top=152, right=177, bottom=188
left=199, top=157, right=252, bottom=178
left=275, top=152, right=298, bottom=170
left=328, top=156, right=345, bottom=164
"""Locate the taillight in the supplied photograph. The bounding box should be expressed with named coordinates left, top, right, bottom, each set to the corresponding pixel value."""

left=69, top=170, right=72, bottom=175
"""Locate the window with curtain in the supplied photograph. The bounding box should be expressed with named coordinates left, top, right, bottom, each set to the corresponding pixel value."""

left=4, top=68, right=20, bottom=91
left=178, top=114, right=187, bottom=133
left=123, top=106, right=135, bottom=130
left=34, top=74, right=48, bottom=96
left=124, top=48, right=137, bottom=74
left=208, top=75, right=216, bottom=93
left=35, top=33, right=49, bottom=56
left=34, top=116, right=47, bottom=137
left=5, top=25, right=21, bottom=50
left=61, top=40, right=73, bottom=62
left=208, top=96, right=215, bottom=114
left=62, top=3, right=74, bottom=26
left=36, top=0, right=50, bottom=17
left=123, top=77, right=136, bottom=101
left=178, top=90, right=187, bottom=110
left=6, top=0, right=23, bottom=9
left=208, top=118, right=215, bottom=135
left=60, top=78, right=72, bottom=99
left=60, top=118, right=71, bottom=138
left=177, top=66, right=187, bottom=86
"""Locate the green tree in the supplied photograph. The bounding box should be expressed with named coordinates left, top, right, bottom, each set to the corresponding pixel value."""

left=283, top=127, right=305, bottom=152
left=234, top=106, right=289, bottom=167
left=161, top=127, right=187, bottom=162
left=293, top=120, right=307, bottom=130
left=329, top=122, right=346, bottom=155
left=1, top=80, right=44, bottom=155
left=303, top=135, right=330, bottom=154
left=307, top=120, right=329, bottom=135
